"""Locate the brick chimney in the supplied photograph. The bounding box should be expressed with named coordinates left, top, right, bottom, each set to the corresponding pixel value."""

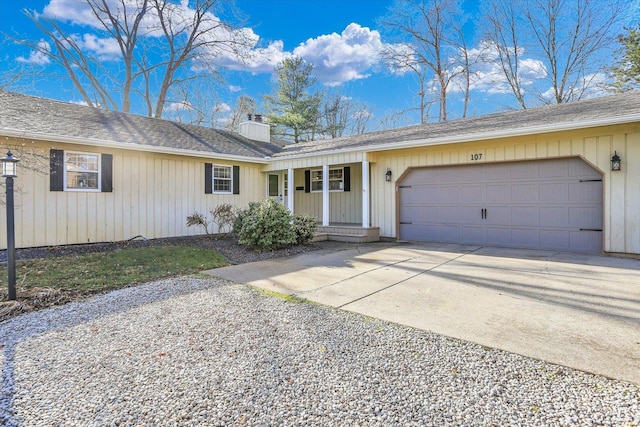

left=239, top=113, right=270, bottom=142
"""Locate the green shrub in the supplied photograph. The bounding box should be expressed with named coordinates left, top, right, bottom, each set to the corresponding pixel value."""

left=292, top=214, right=317, bottom=244
left=236, top=199, right=297, bottom=251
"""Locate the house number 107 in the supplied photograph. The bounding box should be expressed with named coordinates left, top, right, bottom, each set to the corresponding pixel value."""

left=470, top=153, right=483, bottom=161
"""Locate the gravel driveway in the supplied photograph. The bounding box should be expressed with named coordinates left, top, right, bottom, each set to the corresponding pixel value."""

left=1, top=276, right=638, bottom=426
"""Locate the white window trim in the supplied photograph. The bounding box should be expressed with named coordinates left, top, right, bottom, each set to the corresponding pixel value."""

left=64, top=151, right=101, bottom=192
left=310, top=167, right=344, bottom=193
left=212, top=164, right=233, bottom=194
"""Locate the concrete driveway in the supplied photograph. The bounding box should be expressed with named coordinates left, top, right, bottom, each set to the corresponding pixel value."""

left=204, top=242, right=640, bottom=385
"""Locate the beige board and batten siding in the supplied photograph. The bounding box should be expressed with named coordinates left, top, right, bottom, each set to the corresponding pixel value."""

left=291, top=163, right=362, bottom=224
left=0, top=139, right=265, bottom=249
left=266, top=153, right=366, bottom=224
left=369, top=123, right=640, bottom=255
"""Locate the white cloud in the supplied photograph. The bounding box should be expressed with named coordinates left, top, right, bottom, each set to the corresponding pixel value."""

left=209, top=35, right=291, bottom=73
left=16, top=40, right=51, bottom=65
left=228, top=85, right=242, bottom=92
left=42, top=0, right=102, bottom=26
left=447, top=41, right=547, bottom=95
left=164, top=101, right=194, bottom=112
left=213, top=102, right=231, bottom=113
left=69, top=99, right=89, bottom=106
left=76, top=34, right=121, bottom=59
left=540, top=72, right=608, bottom=102
left=293, top=23, right=383, bottom=86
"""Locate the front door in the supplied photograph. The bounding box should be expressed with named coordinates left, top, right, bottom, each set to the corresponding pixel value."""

left=268, top=172, right=288, bottom=207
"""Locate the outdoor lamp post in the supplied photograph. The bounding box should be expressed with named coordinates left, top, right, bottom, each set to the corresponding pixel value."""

left=2, top=151, right=18, bottom=301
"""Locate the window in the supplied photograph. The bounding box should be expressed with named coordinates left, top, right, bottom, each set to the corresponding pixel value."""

left=310, top=168, right=344, bottom=192
left=50, top=149, right=112, bottom=192
left=204, top=163, right=240, bottom=195
left=213, top=165, right=232, bottom=193
left=66, top=152, right=100, bottom=190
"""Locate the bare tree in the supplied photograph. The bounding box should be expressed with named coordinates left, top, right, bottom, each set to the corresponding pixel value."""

left=320, top=94, right=374, bottom=138
left=350, top=105, right=373, bottom=135
left=225, top=95, right=257, bottom=131
left=17, top=0, right=252, bottom=121
left=379, top=0, right=469, bottom=122
left=479, top=0, right=529, bottom=108
left=480, top=0, right=624, bottom=105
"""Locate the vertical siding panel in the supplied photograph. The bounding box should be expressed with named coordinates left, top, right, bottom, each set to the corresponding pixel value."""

left=584, top=137, right=598, bottom=164
left=17, top=173, right=34, bottom=247
left=558, top=140, right=572, bottom=156
left=66, top=192, right=78, bottom=244
left=624, top=132, right=640, bottom=253
left=139, top=157, right=150, bottom=238
left=150, top=157, right=158, bottom=237
left=112, top=155, right=123, bottom=241
left=165, top=159, right=175, bottom=237
left=608, top=133, right=626, bottom=253
left=127, top=155, right=139, bottom=239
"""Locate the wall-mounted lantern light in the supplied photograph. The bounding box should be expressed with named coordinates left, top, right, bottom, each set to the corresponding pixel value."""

left=611, top=151, right=621, bottom=171
left=385, top=168, right=392, bottom=182
left=1, top=151, right=19, bottom=301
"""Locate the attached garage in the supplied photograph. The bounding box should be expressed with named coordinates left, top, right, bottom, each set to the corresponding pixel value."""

left=398, top=157, right=603, bottom=253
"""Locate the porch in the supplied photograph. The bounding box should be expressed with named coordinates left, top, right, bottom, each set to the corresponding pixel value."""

left=313, top=223, right=380, bottom=243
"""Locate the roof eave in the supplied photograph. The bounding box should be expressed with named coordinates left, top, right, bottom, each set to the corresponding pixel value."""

left=0, top=129, right=271, bottom=164
left=273, top=114, right=640, bottom=161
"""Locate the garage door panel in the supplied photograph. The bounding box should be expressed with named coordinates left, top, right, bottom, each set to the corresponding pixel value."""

left=569, top=207, right=603, bottom=228
left=486, top=228, right=511, bottom=246
left=510, top=162, right=538, bottom=179
left=486, top=184, right=511, bottom=203
left=540, top=230, right=571, bottom=250
left=540, top=207, right=569, bottom=227
left=511, top=206, right=540, bottom=226
left=540, top=183, right=569, bottom=202
left=570, top=231, right=602, bottom=252
left=569, top=181, right=602, bottom=202
left=460, top=226, right=485, bottom=243
left=512, top=184, right=539, bottom=202
left=511, top=228, right=541, bottom=247
left=569, top=159, right=599, bottom=177
left=460, top=185, right=484, bottom=202
left=484, top=206, right=510, bottom=225
left=399, top=158, right=603, bottom=253
left=539, top=159, right=568, bottom=178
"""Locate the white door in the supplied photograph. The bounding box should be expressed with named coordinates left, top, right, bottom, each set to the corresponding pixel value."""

left=268, top=172, right=288, bottom=207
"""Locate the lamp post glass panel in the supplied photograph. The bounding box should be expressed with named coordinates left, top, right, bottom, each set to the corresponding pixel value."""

left=611, top=152, right=621, bottom=171
left=2, top=151, right=18, bottom=301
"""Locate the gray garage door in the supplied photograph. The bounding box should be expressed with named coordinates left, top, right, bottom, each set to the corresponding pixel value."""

left=398, top=158, right=603, bottom=253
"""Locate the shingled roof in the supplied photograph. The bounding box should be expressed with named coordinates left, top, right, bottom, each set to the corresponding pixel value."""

left=2, top=90, right=639, bottom=161
left=272, top=90, right=640, bottom=158
left=0, top=90, right=283, bottom=160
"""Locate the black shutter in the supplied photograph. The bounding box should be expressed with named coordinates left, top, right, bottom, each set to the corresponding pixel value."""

left=343, top=166, right=350, bottom=192
left=50, top=149, right=64, bottom=191
left=204, top=163, right=212, bottom=194
left=101, top=154, right=113, bottom=192
left=304, top=170, right=310, bottom=193
left=233, top=165, right=240, bottom=195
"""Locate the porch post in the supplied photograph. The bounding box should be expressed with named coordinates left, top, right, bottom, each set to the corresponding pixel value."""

left=362, top=160, right=370, bottom=228
left=287, top=167, right=294, bottom=211
left=322, top=164, right=330, bottom=226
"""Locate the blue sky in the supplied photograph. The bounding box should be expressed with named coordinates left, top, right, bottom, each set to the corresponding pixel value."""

left=0, top=0, right=638, bottom=130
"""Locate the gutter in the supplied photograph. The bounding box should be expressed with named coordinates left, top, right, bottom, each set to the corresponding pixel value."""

left=0, top=128, right=271, bottom=164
